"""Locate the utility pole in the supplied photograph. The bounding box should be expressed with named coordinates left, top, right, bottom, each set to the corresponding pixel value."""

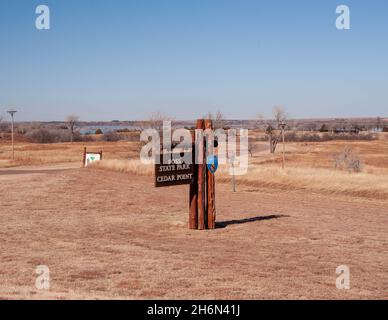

left=7, top=109, right=17, bottom=160
left=279, top=120, right=286, bottom=170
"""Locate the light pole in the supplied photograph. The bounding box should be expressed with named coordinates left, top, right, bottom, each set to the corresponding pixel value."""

left=279, top=120, right=286, bottom=169
left=7, top=109, right=17, bottom=160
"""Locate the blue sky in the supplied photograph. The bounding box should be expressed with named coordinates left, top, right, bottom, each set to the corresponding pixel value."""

left=0, top=0, right=387, bottom=121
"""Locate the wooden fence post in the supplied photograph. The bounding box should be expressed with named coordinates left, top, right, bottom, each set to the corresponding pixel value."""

left=189, top=130, right=198, bottom=229
left=205, top=119, right=216, bottom=229
left=196, top=119, right=206, bottom=230
left=83, top=147, right=87, bottom=167
left=188, top=119, right=216, bottom=230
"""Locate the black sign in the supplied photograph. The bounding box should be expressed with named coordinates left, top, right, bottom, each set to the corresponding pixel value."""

left=155, top=152, right=194, bottom=187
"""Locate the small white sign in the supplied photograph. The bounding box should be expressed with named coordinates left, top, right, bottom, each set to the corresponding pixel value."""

left=85, top=153, right=101, bottom=167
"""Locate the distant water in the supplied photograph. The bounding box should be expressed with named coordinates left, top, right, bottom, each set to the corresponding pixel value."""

left=79, top=125, right=139, bottom=134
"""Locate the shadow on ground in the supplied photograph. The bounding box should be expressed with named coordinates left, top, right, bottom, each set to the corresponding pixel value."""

left=216, top=214, right=288, bottom=229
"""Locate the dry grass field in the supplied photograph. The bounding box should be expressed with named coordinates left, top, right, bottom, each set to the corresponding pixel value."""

left=0, top=132, right=387, bottom=299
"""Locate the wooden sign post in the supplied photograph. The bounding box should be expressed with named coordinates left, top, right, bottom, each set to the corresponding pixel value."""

left=83, top=147, right=103, bottom=167
left=205, top=119, right=216, bottom=229
left=154, top=151, right=194, bottom=187
left=193, top=119, right=216, bottom=230
left=189, top=130, right=199, bottom=229
left=155, top=119, right=216, bottom=230
left=197, top=119, right=206, bottom=229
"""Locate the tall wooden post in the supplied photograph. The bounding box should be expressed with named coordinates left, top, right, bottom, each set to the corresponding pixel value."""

left=83, top=147, right=87, bottom=167
left=196, top=119, right=206, bottom=230
left=205, top=119, right=216, bottom=229
left=188, top=119, right=216, bottom=230
left=189, top=131, right=198, bottom=229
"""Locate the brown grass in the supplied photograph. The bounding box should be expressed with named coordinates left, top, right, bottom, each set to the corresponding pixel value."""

left=2, top=134, right=388, bottom=200
left=91, top=158, right=388, bottom=199
left=91, top=159, right=154, bottom=176
left=0, top=167, right=386, bottom=299
left=0, top=133, right=387, bottom=299
left=0, top=140, right=140, bottom=168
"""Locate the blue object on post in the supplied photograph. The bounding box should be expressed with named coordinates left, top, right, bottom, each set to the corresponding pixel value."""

left=207, top=155, right=218, bottom=174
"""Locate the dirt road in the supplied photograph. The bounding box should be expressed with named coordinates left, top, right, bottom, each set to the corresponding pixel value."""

left=0, top=165, right=386, bottom=299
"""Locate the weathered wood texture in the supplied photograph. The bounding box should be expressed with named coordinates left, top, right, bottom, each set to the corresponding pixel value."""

left=205, top=119, right=216, bottom=229
left=189, top=131, right=198, bottom=229
left=155, top=152, right=194, bottom=187
left=196, top=119, right=206, bottom=230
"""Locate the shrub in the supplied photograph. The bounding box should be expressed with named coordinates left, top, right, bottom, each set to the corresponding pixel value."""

left=319, top=124, right=329, bottom=132
left=26, top=128, right=67, bottom=143
left=26, top=128, right=96, bottom=143
left=122, top=131, right=141, bottom=141
left=116, top=128, right=131, bottom=133
left=285, top=132, right=321, bottom=142
left=73, top=131, right=94, bottom=142
left=284, top=131, right=376, bottom=142
left=17, top=126, right=28, bottom=135
left=101, top=132, right=122, bottom=141
left=333, top=146, right=362, bottom=173
left=0, top=123, right=10, bottom=132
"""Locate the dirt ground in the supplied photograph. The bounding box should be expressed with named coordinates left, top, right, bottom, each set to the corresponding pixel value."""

left=0, top=164, right=386, bottom=299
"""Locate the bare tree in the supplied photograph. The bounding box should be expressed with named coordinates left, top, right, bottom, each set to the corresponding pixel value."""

left=254, top=112, right=266, bottom=130
left=272, top=106, right=287, bottom=125
left=205, top=112, right=213, bottom=121
left=214, top=111, right=226, bottom=129
left=147, top=111, right=173, bottom=132
left=266, top=106, right=288, bottom=153
left=248, top=138, right=256, bottom=157
left=266, top=125, right=279, bottom=153
left=66, top=115, right=79, bottom=143
left=245, top=113, right=265, bottom=157
left=333, top=145, right=362, bottom=173
left=206, top=110, right=226, bottom=129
